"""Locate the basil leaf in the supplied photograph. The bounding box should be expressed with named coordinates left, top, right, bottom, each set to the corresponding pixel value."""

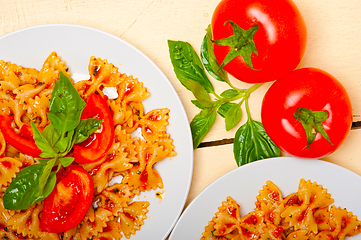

left=220, top=89, right=240, bottom=99
left=225, top=103, right=242, bottom=131
left=74, top=118, right=103, bottom=144
left=183, top=80, right=214, bottom=108
left=191, top=100, right=205, bottom=109
left=39, top=158, right=57, bottom=190
left=55, top=130, right=75, bottom=154
left=190, top=107, right=217, bottom=149
left=47, top=71, right=86, bottom=133
left=233, top=119, right=280, bottom=166
left=200, top=25, right=229, bottom=82
left=31, top=122, right=58, bottom=159
left=59, top=157, right=75, bottom=167
left=41, top=171, right=57, bottom=199
left=218, top=102, right=236, bottom=118
left=41, top=123, right=62, bottom=150
left=3, top=164, right=56, bottom=210
left=168, top=40, right=214, bottom=93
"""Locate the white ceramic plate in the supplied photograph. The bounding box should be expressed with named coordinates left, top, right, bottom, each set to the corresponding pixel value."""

left=169, top=157, right=361, bottom=240
left=0, top=24, right=193, bottom=240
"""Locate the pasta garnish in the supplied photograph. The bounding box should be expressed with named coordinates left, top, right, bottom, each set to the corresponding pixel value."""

left=0, top=52, right=176, bottom=239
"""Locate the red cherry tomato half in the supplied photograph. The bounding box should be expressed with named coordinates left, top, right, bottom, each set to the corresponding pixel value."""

left=40, top=164, right=94, bottom=233
left=73, top=93, right=114, bottom=163
left=261, top=68, right=352, bottom=158
left=0, top=114, right=41, bottom=157
left=211, top=0, right=307, bottom=83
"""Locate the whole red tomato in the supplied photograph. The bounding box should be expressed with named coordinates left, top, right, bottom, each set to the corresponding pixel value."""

left=211, top=0, right=307, bottom=83
left=261, top=68, right=352, bottom=158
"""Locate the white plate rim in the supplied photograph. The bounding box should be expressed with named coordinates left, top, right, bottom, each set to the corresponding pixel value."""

left=0, top=23, right=194, bottom=240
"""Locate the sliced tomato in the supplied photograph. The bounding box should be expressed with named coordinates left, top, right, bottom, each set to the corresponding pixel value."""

left=40, top=164, right=94, bottom=233
left=0, top=114, right=41, bottom=157
left=73, top=93, right=114, bottom=163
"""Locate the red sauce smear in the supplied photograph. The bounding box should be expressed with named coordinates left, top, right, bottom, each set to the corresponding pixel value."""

left=244, top=215, right=258, bottom=225
left=274, top=227, right=283, bottom=238
left=227, top=207, right=238, bottom=218
left=124, top=212, right=136, bottom=221
left=1, top=161, right=12, bottom=169
left=286, top=195, right=299, bottom=206
left=124, top=83, right=134, bottom=96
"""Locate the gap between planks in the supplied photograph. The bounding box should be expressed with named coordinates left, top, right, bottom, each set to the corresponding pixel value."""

left=198, top=121, right=361, bottom=148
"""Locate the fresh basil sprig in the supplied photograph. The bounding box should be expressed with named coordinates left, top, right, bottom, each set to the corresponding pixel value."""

left=3, top=72, right=102, bottom=210
left=168, top=24, right=280, bottom=166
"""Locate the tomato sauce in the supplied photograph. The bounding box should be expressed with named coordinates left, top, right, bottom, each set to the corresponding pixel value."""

left=0, top=160, right=12, bottom=169
left=244, top=214, right=258, bottom=225
left=227, top=206, right=238, bottom=218
left=273, top=227, right=283, bottom=238
left=124, top=212, right=136, bottom=221
left=140, top=170, right=148, bottom=184
left=124, top=83, right=134, bottom=96
left=269, top=191, right=279, bottom=201
left=285, top=195, right=299, bottom=206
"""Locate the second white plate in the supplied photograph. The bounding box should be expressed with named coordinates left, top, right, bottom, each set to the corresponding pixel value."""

left=169, top=157, right=361, bottom=240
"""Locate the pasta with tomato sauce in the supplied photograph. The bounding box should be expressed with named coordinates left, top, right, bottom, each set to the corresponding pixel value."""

left=0, top=52, right=176, bottom=239
left=202, top=179, right=361, bottom=240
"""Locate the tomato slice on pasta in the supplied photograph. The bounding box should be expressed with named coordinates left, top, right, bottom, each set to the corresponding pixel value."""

left=40, top=164, right=94, bottom=233
left=0, top=114, right=41, bottom=157
left=73, top=93, right=114, bottom=163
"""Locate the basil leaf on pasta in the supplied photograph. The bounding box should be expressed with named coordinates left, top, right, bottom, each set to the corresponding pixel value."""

left=40, top=123, right=62, bottom=150
left=31, top=122, right=58, bottom=159
left=3, top=164, right=56, bottom=210
left=47, top=71, right=86, bottom=133
left=59, top=157, right=75, bottom=167
left=74, top=118, right=103, bottom=144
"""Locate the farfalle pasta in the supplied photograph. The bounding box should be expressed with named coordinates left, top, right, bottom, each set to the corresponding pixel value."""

left=202, top=179, right=361, bottom=240
left=0, top=52, right=176, bottom=239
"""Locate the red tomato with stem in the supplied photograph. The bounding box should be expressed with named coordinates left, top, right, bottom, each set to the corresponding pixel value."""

left=40, top=164, right=94, bottom=233
left=261, top=68, right=352, bottom=158
left=73, top=93, right=114, bottom=163
left=211, top=0, right=307, bottom=83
